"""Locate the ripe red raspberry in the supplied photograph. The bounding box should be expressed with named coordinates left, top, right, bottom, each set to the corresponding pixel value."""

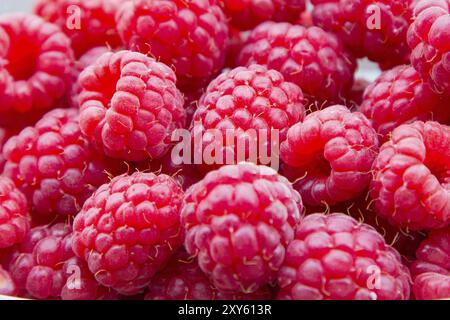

left=0, top=265, right=17, bottom=296
left=280, top=105, right=379, bottom=207
left=8, top=223, right=114, bottom=300
left=34, top=0, right=123, bottom=57
left=190, top=65, right=305, bottom=172
left=0, top=13, right=74, bottom=119
left=238, top=22, right=356, bottom=103
left=220, top=0, right=306, bottom=30
left=410, top=227, right=449, bottom=299
left=72, top=172, right=184, bottom=295
left=370, top=121, right=450, bottom=230
left=311, top=0, right=412, bottom=69
left=116, top=0, right=229, bottom=91
left=181, top=163, right=303, bottom=293
left=408, top=0, right=450, bottom=95
left=2, top=108, right=121, bottom=220
left=145, top=250, right=273, bottom=300
left=78, top=50, right=186, bottom=161
left=361, top=65, right=450, bottom=139
left=278, top=213, right=411, bottom=300
left=0, top=177, right=30, bottom=249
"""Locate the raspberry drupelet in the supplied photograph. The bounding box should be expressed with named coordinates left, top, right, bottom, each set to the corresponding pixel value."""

left=238, top=22, right=356, bottom=103
left=311, top=0, right=413, bottom=69
left=0, top=265, right=17, bottom=296
left=116, top=0, right=229, bottom=91
left=181, top=162, right=303, bottom=294
left=410, top=227, right=450, bottom=300
left=72, top=172, right=184, bottom=295
left=408, top=0, right=450, bottom=96
left=360, top=65, right=450, bottom=140
left=190, top=64, right=305, bottom=172
left=34, top=0, right=124, bottom=58
left=0, top=13, right=74, bottom=121
left=277, top=213, right=411, bottom=300
left=2, top=108, right=122, bottom=220
left=280, top=105, right=379, bottom=207
left=220, top=0, right=307, bottom=31
left=78, top=50, right=186, bottom=162
left=370, top=121, right=450, bottom=230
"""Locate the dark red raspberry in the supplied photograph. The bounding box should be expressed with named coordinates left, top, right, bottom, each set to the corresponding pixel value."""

left=311, top=0, right=412, bottom=69
left=0, top=177, right=30, bottom=249
left=2, top=108, right=122, bottom=220
left=278, top=213, right=411, bottom=300
left=181, top=163, right=303, bottom=293
left=0, top=265, right=17, bottom=296
left=408, top=0, right=450, bottom=95
left=72, top=172, right=184, bottom=295
left=238, top=22, right=356, bottom=103
left=34, top=0, right=123, bottom=57
left=225, top=28, right=250, bottom=68
left=116, top=0, right=229, bottom=91
left=410, top=227, right=449, bottom=299
left=0, top=13, right=74, bottom=120
left=361, top=65, right=450, bottom=139
left=280, top=105, right=379, bottom=207
left=190, top=65, right=305, bottom=172
left=145, top=250, right=273, bottom=300
left=78, top=50, right=186, bottom=161
left=370, top=121, right=450, bottom=230
left=220, top=0, right=306, bottom=30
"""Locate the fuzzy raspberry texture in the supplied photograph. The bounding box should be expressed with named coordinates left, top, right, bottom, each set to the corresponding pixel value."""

left=182, top=163, right=303, bottom=293
left=238, top=22, right=356, bottom=103
left=145, top=250, right=273, bottom=300
left=408, top=0, right=450, bottom=95
left=221, top=0, right=306, bottom=30
left=312, top=0, right=412, bottom=69
left=371, top=121, right=450, bottom=230
left=0, top=265, right=17, bottom=296
left=0, top=177, right=29, bottom=249
left=72, top=172, right=184, bottom=295
left=281, top=105, right=379, bottom=207
left=8, top=223, right=112, bottom=300
left=78, top=50, right=186, bottom=161
left=116, top=0, right=229, bottom=91
left=410, top=228, right=449, bottom=300
left=2, top=108, right=118, bottom=220
left=34, top=0, right=123, bottom=57
left=361, top=65, right=449, bottom=139
left=191, top=65, right=305, bottom=172
left=0, top=13, right=74, bottom=119
left=278, top=213, right=411, bottom=300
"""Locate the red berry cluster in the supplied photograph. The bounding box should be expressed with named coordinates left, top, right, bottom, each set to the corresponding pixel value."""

left=0, top=0, right=448, bottom=301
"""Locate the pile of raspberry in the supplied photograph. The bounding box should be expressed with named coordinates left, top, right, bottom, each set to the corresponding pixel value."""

left=0, top=0, right=448, bottom=301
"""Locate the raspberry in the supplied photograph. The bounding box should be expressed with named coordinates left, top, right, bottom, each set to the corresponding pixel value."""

left=34, top=0, right=123, bottom=57
left=220, top=0, right=306, bottom=30
left=407, top=0, right=450, bottom=95
left=225, top=28, right=250, bottom=68
left=191, top=65, right=305, bottom=171
left=2, top=108, right=122, bottom=220
left=0, top=13, right=74, bottom=119
left=370, top=121, right=450, bottom=230
left=116, top=0, right=229, bottom=91
left=311, top=0, right=412, bottom=69
left=78, top=50, right=186, bottom=161
left=0, top=128, right=10, bottom=172
left=7, top=223, right=114, bottom=300
left=410, top=228, right=449, bottom=299
left=0, top=177, right=30, bottom=249
left=72, top=172, right=184, bottom=295
left=144, top=250, right=273, bottom=300
left=238, top=22, right=356, bottom=103
left=280, top=105, right=379, bottom=207
left=181, top=163, right=303, bottom=293
left=277, top=213, right=411, bottom=300
left=0, top=265, right=17, bottom=296
left=361, top=65, right=450, bottom=140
